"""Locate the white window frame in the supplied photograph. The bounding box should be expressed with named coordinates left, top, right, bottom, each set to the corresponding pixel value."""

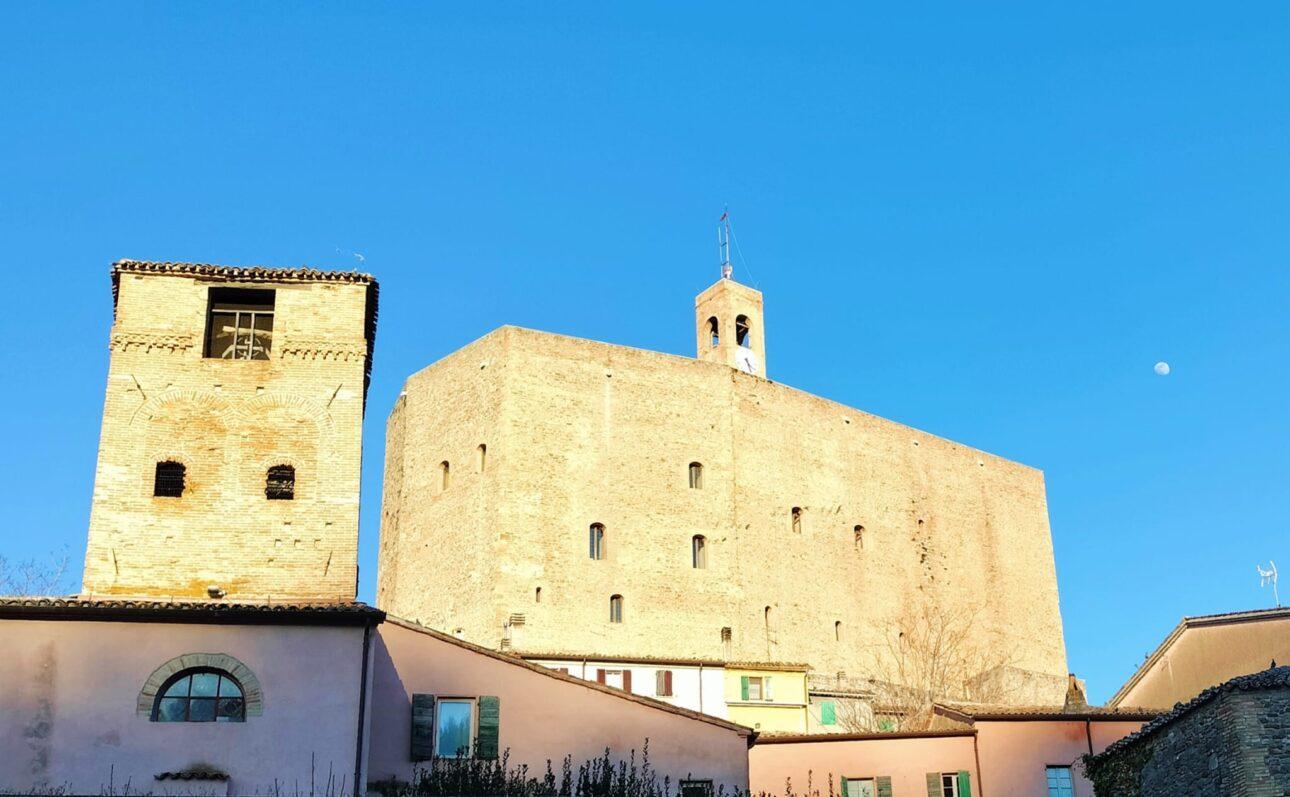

left=939, top=773, right=960, bottom=797
left=843, top=778, right=876, bottom=797
left=433, top=697, right=476, bottom=759
left=747, top=676, right=764, bottom=701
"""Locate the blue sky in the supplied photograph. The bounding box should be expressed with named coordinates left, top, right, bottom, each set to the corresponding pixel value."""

left=1, top=3, right=1286, bottom=702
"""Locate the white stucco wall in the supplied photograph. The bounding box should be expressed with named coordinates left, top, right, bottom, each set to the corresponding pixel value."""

left=0, top=617, right=369, bottom=796
left=527, top=659, right=729, bottom=719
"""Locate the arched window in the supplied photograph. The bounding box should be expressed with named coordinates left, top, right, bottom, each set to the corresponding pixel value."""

left=266, top=465, right=295, bottom=500
left=589, top=523, right=605, bottom=560
left=764, top=605, right=773, bottom=632
left=854, top=524, right=864, bottom=549
left=735, top=315, right=751, bottom=348
left=535, top=587, right=542, bottom=603
left=152, top=668, right=245, bottom=723
left=791, top=507, right=802, bottom=534
left=477, top=444, right=487, bottom=473
left=153, top=461, right=186, bottom=498
left=609, top=594, right=624, bottom=623
left=707, top=317, right=720, bottom=348
left=692, top=535, right=707, bottom=569
left=440, top=461, right=450, bottom=492
left=835, top=620, right=843, bottom=642
left=688, top=462, right=704, bottom=489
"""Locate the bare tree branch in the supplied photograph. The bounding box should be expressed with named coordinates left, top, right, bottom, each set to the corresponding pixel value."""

left=0, top=548, right=71, bottom=596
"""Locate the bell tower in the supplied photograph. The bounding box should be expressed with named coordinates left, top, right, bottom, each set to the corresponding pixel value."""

left=695, top=273, right=766, bottom=378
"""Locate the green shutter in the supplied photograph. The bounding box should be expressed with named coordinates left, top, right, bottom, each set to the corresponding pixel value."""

left=475, top=695, right=500, bottom=759
left=820, top=700, right=836, bottom=726
left=411, top=694, right=435, bottom=761
left=957, top=771, right=971, bottom=797
left=926, top=773, right=941, bottom=797
left=740, top=676, right=749, bottom=700
left=841, top=779, right=852, bottom=797
left=876, top=776, right=892, bottom=797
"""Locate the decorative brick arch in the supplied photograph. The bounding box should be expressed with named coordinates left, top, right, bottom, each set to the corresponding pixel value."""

left=130, top=389, right=230, bottom=426
left=234, top=392, right=333, bottom=431
left=137, top=653, right=264, bottom=717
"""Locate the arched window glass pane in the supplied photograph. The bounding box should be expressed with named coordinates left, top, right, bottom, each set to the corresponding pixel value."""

left=152, top=668, right=245, bottom=723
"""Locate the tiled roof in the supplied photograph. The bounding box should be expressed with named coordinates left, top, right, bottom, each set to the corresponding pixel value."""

left=1109, top=606, right=1290, bottom=706
left=935, top=702, right=1160, bottom=722
left=108, top=259, right=380, bottom=404
left=516, top=651, right=809, bottom=671
left=1094, top=665, right=1290, bottom=760
left=112, top=259, right=375, bottom=284
left=755, top=729, right=976, bottom=744
left=0, top=596, right=385, bottom=626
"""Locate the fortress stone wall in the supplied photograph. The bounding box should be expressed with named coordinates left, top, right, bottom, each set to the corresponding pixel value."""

left=378, top=279, right=1068, bottom=692
left=82, top=261, right=375, bottom=601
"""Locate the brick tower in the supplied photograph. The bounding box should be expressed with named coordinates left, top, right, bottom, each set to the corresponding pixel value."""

left=82, top=260, right=377, bottom=601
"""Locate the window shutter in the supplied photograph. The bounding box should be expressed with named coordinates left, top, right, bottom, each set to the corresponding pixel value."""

left=820, top=700, right=836, bottom=726
left=840, top=779, right=851, bottom=797
left=957, top=771, right=971, bottom=797
left=765, top=676, right=774, bottom=701
left=475, top=695, right=500, bottom=760
left=876, top=776, right=892, bottom=797
left=597, top=669, right=607, bottom=684
left=925, top=773, right=940, bottom=797
left=740, top=676, right=749, bottom=700
left=410, top=693, right=435, bottom=762
left=665, top=670, right=673, bottom=696
left=623, top=670, right=633, bottom=692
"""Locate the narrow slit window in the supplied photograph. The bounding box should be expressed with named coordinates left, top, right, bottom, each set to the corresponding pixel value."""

left=791, top=507, right=802, bottom=534
left=854, top=524, right=864, bottom=548
left=589, top=523, right=605, bottom=560
left=735, top=315, right=751, bottom=348
left=609, top=594, right=623, bottom=623
left=707, top=317, right=719, bottom=348
left=692, top=535, right=707, bottom=569
left=688, top=462, right=704, bottom=489
left=721, top=626, right=732, bottom=658
left=535, top=587, right=542, bottom=603
left=477, top=444, right=487, bottom=472
left=764, top=605, right=773, bottom=632
left=835, top=620, right=842, bottom=642
left=154, top=461, right=186, bottom=498
left=440, top=461, right=450, bottom=492
left=266, top=465, right=295, bottom=500
left=205, top=288, right=275, bottom=361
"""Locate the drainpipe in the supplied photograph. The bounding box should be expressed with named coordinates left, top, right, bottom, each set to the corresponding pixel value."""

left=972, top=730, right=985, bottom=797
left=353, top=620, right=374, bottom=796
left=699, top=664, right=704, bottom=713
left=1086, top=719, right=1094, bottom=756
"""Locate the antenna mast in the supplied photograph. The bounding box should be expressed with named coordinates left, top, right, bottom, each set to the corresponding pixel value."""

left=718, top=208, right=733, bottom=279
left=1258, top=561, right=1280, bottom=607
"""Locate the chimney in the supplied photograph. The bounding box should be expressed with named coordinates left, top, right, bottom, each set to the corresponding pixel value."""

left=1063, top=673, right=1089, bottom=712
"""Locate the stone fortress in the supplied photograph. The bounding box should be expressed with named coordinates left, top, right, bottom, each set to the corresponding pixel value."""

left=378, top=271, right=1069, bottom=700
left=83, top=261, right=377, bottom=601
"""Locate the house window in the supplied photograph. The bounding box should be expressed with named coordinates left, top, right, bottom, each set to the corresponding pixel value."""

left=153, top=461, right=186, bottom=498
left=707, top=317, right=719, bottom=348
left=688, top=461, right=704, bottom=489
left=609, top=594, right=623, bottom=623
left=440, top=461, right=450, bottom=491
left=655, top=670, right=674, bottom=697
left=477, top=444, right=487, bottom=472
left=435, top=699, right=474, bottom=758
left=791, top=507, right=802, bottom=534
left=680, top=780, right=714, bottom=797
left=266, top=464, right=295, bottom=500
left=938, top=773, right=962, bottom=797
left=843, top=779, right=877, bottom=797
left=692, top=535, right=707, bottom=569
left=745, top=676, right=765, bottom=700
left=589, top=524, right=605, bottom=560
left=735, top=315, right=751, bottom=348
left=152, top=669, right=245, bottom=723
left=597, top=668, right=630, bottom=690
left=205, top=288, right=274, bottom=360
left=1045, top=767, right=1074, bottom=797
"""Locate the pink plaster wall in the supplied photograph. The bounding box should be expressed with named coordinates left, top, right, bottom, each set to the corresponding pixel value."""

left=748, top=734, right=978, bottom=795
left=0, top=619, right=368, bottom=795
left=973, top=720, right=1145, bottom=797
left=368, top=621, right=751, bottom=791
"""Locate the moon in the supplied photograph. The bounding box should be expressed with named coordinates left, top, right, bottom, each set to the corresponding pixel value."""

left=1154, top=361, right=1171, bottom=376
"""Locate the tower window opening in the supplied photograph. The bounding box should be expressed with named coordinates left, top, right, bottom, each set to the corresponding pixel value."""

left=791, top=507, right=802, bottom=534
left=266, top=465, right=295, bottom=500
left=440, top=461, right=450, bottom=492
left=835, top=620, right=842, bottom=642
left=692, top=535, right=708, bottom=569
left=854, top=524, right=864, bottom=548
left=589, top=523, right=605, bottom=560
left=477, top=444, right=487, bottom=472
left=735, top=315, right=751, bottom=348
left=721, top=626, right=732, bottom=658
left=609, top=594, right=624, bottom=623
left=535, top=586, right=542, bottom=603
left=153, top=461, right=186, bottom=498
left=688, top=462, right=704, bottom=489
left=204, top=288, right=275, bottom=361
left=707, top=317, right=719, bottom=348
left=764, top=605, right=773, bottom=631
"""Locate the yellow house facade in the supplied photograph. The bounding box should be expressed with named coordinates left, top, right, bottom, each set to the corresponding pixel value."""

left=724, top=663, right=809, bottom=733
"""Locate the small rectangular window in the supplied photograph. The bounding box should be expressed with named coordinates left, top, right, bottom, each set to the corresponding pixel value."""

left=844, top=779, right=876, bottom=797
left=680, top=780, right=713, bottom=797
left=655, top=670, right=674, bottom=697
left=1045, top=767, right=1074, bottom=797
left=746, top=676, right=764, bottom=701
left=205, top=288, right=275, bottom=360
left=940, top=773, right=960, bottom=797
left=434, top=699, right=474, bottom=758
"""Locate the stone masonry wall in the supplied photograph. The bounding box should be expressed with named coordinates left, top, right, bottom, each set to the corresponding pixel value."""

left=378, top=325, right=1067, bottom=689
left=82, top=270, right=371, bottom=601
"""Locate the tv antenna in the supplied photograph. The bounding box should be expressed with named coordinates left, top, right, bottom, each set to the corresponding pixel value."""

left=1257, top=561, right=1279, bottom=607
left=718, top=208, right=733, bottom=279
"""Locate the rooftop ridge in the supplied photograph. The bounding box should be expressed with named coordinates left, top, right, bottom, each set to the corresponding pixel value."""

left=112, top=259, right=376, bottom=284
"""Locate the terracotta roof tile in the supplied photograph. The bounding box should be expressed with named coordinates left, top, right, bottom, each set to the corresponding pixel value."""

left=112, top=259, right=375, bottom=284
left=0, top=596, right=384, bottom=625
